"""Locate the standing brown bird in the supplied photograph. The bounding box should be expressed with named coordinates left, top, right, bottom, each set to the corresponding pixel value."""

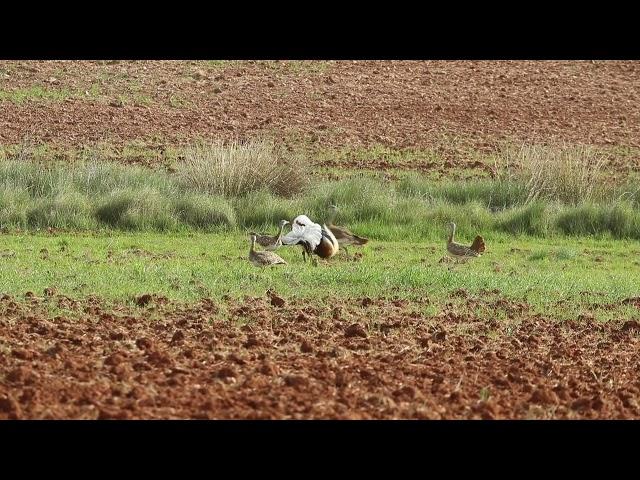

left=249, top=220, right=290, bottom=251
left=446, top=222, right=485, bottom=261
left=248, top=235, right=287, bottom=267
left=326, top=205, right=369, bottom=257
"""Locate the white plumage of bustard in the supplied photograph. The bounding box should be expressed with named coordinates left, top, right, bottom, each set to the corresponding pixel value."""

left=281, top=214, right=339, bottom=265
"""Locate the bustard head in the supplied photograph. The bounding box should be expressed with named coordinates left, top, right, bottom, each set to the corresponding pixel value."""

left=279, top=219, right=290, bottom=228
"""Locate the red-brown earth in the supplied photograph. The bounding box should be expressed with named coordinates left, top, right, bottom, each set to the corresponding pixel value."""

left=1, top=60, right=638, bottom=155
left=1, top=292, right=638, bottom=419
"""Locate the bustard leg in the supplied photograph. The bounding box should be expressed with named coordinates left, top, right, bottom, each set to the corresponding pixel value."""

left=302, top=243, right=314, bottom=264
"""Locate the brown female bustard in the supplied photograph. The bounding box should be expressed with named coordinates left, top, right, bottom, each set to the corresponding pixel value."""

left=249, top=219, right=290, bottom=251
left=248, top=234, right=288, bottom=267
left=446, top=222, right=485, bottom=261
left=326, top=205, right=369, bottom=257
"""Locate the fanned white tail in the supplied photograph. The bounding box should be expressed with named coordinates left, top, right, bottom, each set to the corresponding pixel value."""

left=282, top=215, right=323, bottom=250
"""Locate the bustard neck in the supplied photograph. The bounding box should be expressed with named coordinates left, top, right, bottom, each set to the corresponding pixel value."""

left=448, top=224, right=456, bottom=243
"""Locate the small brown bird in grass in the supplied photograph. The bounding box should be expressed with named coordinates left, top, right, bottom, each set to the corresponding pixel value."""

left=248, top=235, right=287, bottom=267
left=446, top=222, right=486, bottom=262
left=326, top=205, right=369, bottom=257
left=249, top=220, right=290, bottom=251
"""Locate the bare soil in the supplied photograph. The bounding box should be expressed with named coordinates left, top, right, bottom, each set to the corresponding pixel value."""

left=1, top=292, right=638, bottom=419
left=1, top=61, right=638, bottom=157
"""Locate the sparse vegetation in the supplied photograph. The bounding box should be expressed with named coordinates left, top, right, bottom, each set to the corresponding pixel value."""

left=0, top=85, right=73, bottom=103
left=256, top=60, right=333, bottom=75
left=204, top=60, right=237, bottom=69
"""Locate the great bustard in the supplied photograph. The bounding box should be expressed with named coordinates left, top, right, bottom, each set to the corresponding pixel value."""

left=446, top=222, right=486, bottom=261
left=249, top=220, right=290, bottom=251
left=326, top=205, right=369, bottom=257
left=248, top=235, right=287, bottom=267
left=281, top=214, right=339, bottom=265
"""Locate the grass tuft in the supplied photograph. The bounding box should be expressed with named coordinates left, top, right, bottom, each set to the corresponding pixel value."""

left=496, top=143, right=607, bottom=205
left=177, top=139, right=309, bottom=197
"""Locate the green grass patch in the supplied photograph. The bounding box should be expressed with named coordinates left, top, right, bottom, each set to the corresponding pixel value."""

left=0, top=233, right=638, bottom=321
left=0, top=85, right=73, bottom=103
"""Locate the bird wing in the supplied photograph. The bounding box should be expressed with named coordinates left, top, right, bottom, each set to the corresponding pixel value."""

left=252, top=234, right=274, bottom=247
left=251, top=251, right=287, bottom=266
left=328, top=225, right=351, bottom=241
left=329, top=225, right=369, bottom=245
left=259, top=251, right=287, bottom=265
left=448, top=242, right=480, bottom=257
left=282, top=216, right=322, bottom=250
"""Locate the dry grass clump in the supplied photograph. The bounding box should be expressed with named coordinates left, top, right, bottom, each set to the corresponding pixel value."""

left=178, top=139, right=309, bottom=197
left=495, top=143, right=608, bottom=205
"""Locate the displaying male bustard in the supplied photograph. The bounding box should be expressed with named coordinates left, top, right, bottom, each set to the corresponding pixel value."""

left=249, top=220, right=290, bottom=251
left=446, top=222, right=486, bottom=261
left=281, top=214, right=339, bottom=265
left=326, top=205, right=369, bottom=257
left=248, top=235, right=287, bottom=267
